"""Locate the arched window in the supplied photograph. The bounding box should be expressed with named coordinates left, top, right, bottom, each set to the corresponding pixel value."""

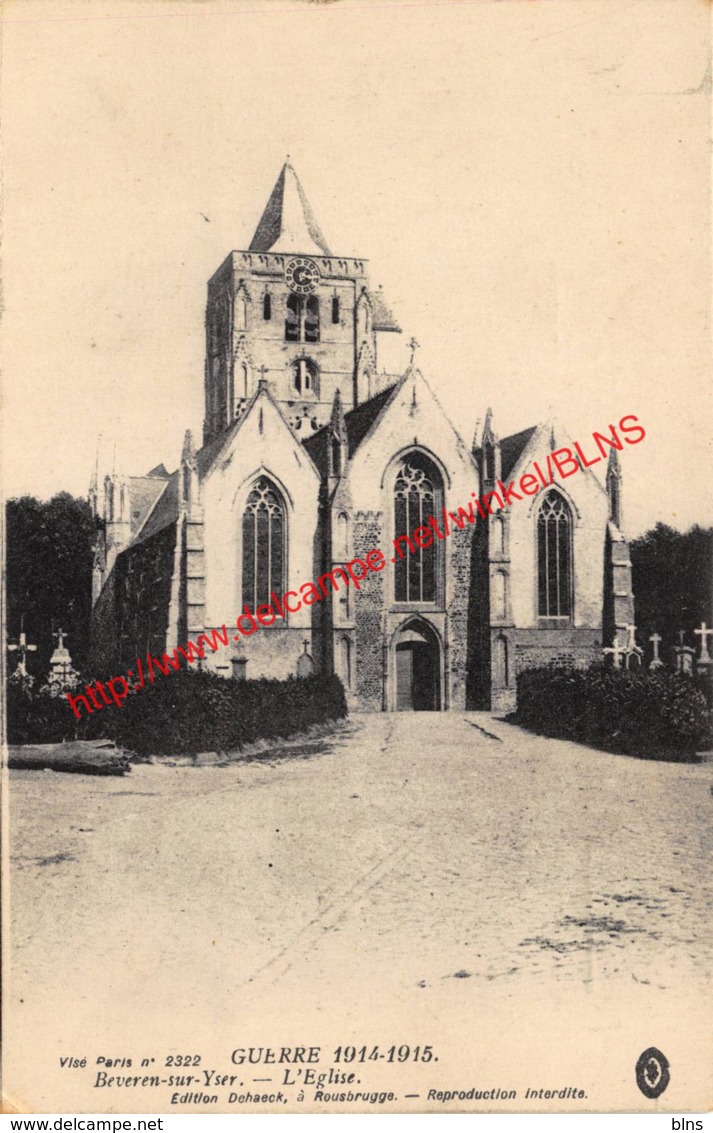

left=305, top=296, right=320, bottom=343
left=332, top=296, right=340, bottom=324
left=394, top=452, right=443, bottom=604
left=238, top=362, right=249, bottom=399
left=242, top=478, right=286, bottom=612
left=293, top=358, right=318, bottom=396
left=537, top=491, right=573, bottom=618
left=335, top=511, right=349, bottom=560
left=284, top=295, right=320, bottom=342
left=285, top=294, right=301, bottom=342
left=494, top=570, right=507, bottom=619
left=236, top=294, right=247, bottom=330
left=263, top=293, right=272, bottom=321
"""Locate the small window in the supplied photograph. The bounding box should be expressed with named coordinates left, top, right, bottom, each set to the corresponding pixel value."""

left=263, top=293, right=272, bottom=320
left=332, top=296, right=340, bottom=324
left=293, top=358, right=318, bottom=396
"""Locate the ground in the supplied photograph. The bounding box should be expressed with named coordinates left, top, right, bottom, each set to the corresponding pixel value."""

left=5, top=713, right=713, bottom=1113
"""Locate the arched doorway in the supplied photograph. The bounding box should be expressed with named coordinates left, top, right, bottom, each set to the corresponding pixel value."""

left=393, top=621, right=441, bottom=711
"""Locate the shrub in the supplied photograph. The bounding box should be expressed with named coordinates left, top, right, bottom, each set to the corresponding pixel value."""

left=7, top=681, right=82, bottom=745
left=8, top=670, right=348, bottom=756
left=513, top=664, right=712, bottom=760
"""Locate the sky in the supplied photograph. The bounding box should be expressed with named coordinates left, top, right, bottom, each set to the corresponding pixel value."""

left=2, top=0, right=711, bottom=537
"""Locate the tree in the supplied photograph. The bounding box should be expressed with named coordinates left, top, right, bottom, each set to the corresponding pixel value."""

left=6, top=493, right=95, bottom=681
left=631, top=522, right=713, bottom=665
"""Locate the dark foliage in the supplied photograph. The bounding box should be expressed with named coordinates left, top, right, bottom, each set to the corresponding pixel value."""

left=631, top=523, right=713, bottom=665
left=8, top=670, right=348, bottom=756
left=6, top=493, right=95, bottom=678
left=513, top=664, right=712, bottom=761
left=7, top=680, right=82, bottom=745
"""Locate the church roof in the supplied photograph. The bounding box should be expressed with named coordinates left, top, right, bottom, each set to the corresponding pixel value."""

left=249, top=162, right=332, bottom=257
left=367, top=289, right=401, bottom=333
left=131, top=471, right=179, bottom=545
left=127, top=476, right=171, bottom=536
left=302, top=383, right=400, bottom=475
left=344, top=384, right=400, bottom=454
left=500, top=425, right=538, bottom=481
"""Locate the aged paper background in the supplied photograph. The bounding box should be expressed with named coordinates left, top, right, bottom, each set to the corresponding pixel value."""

left=2, top=0, right=711, bottom=1115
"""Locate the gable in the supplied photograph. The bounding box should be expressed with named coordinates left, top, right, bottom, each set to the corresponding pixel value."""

left=336, top=369, right=478, bottom=513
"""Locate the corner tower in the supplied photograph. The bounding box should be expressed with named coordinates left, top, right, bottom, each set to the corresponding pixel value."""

left=203, top=161, right=400, bottom=444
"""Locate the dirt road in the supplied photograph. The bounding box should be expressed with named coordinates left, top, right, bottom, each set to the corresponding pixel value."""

left=6, top=713, right=712, bottom=1112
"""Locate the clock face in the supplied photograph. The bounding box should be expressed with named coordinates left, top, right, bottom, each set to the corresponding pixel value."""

left=285, top=257, right=320, bottom=295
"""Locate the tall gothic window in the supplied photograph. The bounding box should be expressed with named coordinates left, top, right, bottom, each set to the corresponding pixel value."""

left=537, top=490, right=573, bottom=618
left=332, top=296, right=340, bottom=324
left=394, top=452, right=443, bottom=603
left=263, top=293, right=272, bottom=320
left=242, top=478, right=285, bottom=611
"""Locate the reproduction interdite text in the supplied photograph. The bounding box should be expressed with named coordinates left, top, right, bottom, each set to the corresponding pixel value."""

left=43, top=1045, right=590, bottom=1110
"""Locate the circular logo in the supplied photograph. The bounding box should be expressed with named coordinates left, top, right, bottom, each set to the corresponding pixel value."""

left=635, top=1048, right=670, bottom=1099
left=285, top=257, right=320, bottom=295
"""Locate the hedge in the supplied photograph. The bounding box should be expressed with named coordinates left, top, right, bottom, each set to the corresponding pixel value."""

left=7, top=671, right=348, bottom=757
left=513, top=664, right=712, bottom=761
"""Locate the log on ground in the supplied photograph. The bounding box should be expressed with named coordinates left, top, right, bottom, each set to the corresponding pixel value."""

left=7, top=740, right=132, bottom=776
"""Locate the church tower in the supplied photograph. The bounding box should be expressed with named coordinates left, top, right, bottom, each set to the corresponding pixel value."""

left=202, top=161, right=400, bottom=444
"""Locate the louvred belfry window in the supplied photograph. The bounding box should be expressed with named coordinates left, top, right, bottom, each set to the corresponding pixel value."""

left=242, top=478, right=285, bottom=612
left=285, top=295, right=301, bottom=342
left=537, top=490, right=573, bottom=618
left=394, top=453, right=443, bottom=603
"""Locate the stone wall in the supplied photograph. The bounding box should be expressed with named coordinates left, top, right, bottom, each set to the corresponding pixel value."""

left=352, top=512, right=386, bottom=710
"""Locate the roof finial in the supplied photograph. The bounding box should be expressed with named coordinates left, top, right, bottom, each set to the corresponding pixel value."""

left=408, top=337, right=419, bottom=366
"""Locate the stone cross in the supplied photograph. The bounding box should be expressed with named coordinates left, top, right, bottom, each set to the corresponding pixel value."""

left=603, top=636, right=626, bottom=669
left=623, top=623, right=643, bottom=669
left=408, top=337, right=419, bottom=365
left=7, top=626, right=37, bottom=676
left=694, top=621, right=713, bottom=663
left=302, top=638, right=310, bottom=653
left=677, top=630, right=687, bottom=646
left=48, top=627, right=78, bottom=694
left=648, top=632, right=664, bottom=670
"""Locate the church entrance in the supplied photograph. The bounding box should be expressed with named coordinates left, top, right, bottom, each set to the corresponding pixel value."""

left=394, top=621, right=441, bottom=711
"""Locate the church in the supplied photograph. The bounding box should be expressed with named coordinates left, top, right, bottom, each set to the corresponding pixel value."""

left=89, top=162, right=635, bottom=712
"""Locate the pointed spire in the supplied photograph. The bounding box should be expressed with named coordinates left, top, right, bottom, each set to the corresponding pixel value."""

left=249, top=162, right=331, bottom=256
left=181, top=428, right=196, bottom=463
left=90, top=437, right=100, bottom=493
left=330, top=387, right=346, bottom=437
left=607, top=444, right=623, bottom=527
